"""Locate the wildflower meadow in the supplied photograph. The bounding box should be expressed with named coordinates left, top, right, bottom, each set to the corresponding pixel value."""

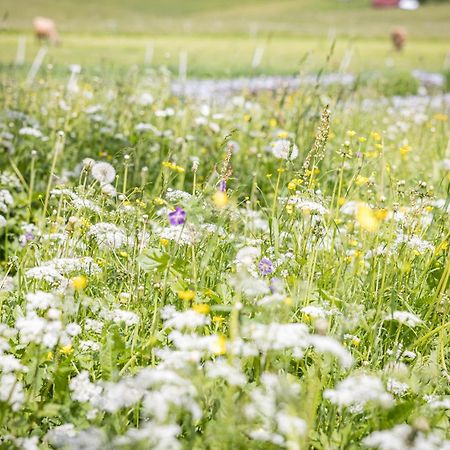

left=0, top=1, right=450, bottom=449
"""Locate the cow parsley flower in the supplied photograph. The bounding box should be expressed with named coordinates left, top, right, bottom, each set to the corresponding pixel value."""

left=363, top=424, right=450, bottom=450
left=88, top=222, right=127, bottom=250
left=324, top=374, right=393, bottom=412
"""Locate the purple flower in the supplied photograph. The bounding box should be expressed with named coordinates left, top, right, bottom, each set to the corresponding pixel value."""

left=258, top=257, right=274, bottom=276
left=269, top=277, right=283, bottom=293
left=168, top=207, right=186, bottom=226
left=218, top=180, right=227, bottom=192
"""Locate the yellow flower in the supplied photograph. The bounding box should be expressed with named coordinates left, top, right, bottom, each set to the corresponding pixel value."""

left=154, top=197, right=166, bottom=205
left=96, top=257, right=106, bottom=267
left=47, top=351, right=54, bottom=361
left=375, top=208, right=389, bottom=221
left=351, top=336, right=361, bottom=347
left=435, top=240, right=448, bottom=255
left=370, top=131, right=381, bottom=141
left=70, top=275, right=87, bottom=291
left=192, top=303, right=210, bottom=315
left=365, top=150, right=379, bottom=159
left=244, top=114, right=251, bottom=122
left=358, top=136, right=367, bottom=143
left=400, top=144, right=412, bottom=159
left=213, top=191, right=228, bottom=208
left=60, top=345, right=73, bottom=355
left=213, top=335, right=227, bottom=355
left=355, top=204, right=379, bottom=232
left=355, top=175, right=369, bottom=186
left=162, top=161, right=185, bottom=173
left=79, top=218, right=91, bottom=232
left=269, top=118, right=277, bottom=127
left=288, top=181, right=296, bottom=190
left=347, top=130, right=356, bottom=137
left=212, top=315, right=225, bottom=325
left=160, top=238, right=169, bottom=246
left=178, top=290, right=195, bottom=301
left=278, top=131, right=289, bottom=139
left=285, top=204, right=294, bottom=214
left=433, top=113, right=448, bottom=122
left=284, top=297, right=293, bottom=306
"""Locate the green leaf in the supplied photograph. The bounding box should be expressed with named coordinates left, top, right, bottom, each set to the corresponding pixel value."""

left=138, top=248, right=170, bottom=272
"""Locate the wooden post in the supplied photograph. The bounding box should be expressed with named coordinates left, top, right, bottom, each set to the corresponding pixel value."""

left=26, top=47, right=47, bottom=85
left=15, top=36, right=26, bottom=66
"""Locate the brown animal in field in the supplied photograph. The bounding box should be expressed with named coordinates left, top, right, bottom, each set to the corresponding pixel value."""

left=391, top=27, right=407, bottom=51
left=33, top=16, right=60, bottom=45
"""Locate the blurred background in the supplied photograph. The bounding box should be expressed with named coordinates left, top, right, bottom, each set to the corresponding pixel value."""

left=0, top=0, right=449, bottom=78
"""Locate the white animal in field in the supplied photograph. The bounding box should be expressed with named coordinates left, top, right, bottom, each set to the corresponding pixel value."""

left=32, top=16, right=60, bottom=45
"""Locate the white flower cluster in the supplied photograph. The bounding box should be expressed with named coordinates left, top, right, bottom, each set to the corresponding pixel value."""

left=324, top=374, right=393, bottom=412
left=235, top=321, right=352, bottom=368
left=245, top=373, right=306, bottom=448
left=363, top=424, right=450, bottom=450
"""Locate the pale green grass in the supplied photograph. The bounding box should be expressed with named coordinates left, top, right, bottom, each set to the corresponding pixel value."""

left=0, top=33, right=448, bottom=78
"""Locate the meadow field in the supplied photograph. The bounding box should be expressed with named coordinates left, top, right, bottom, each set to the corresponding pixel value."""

left=0, top=0, right=449, bottom=449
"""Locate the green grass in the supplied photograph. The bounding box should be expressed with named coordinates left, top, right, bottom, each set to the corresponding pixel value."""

left=1, top=0, right=448, bottom=78
left=1, top=32, right=448, bottom=78
left=1, top=0, right=450, bottom=38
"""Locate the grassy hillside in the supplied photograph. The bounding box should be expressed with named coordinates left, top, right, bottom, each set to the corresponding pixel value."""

left=1, top=0, right=450, bottom=38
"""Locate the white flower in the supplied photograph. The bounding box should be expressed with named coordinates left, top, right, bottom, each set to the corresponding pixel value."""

left=286, top=197, right=328, bottom=215
left=301, top=305, right=331, bottom=318
left=386, top=311, right=422, bottom=328
left=101, top=183, right=117, bottom=196
left=84, top=318, right=104, bottom=333
left=91, top=162, right=116, bottom=184
left=158, top=224, right=201, bottom=246
left=88, top=222, right=127, bottom=250
left=231, top=272, right=270, bottom=298
left=0, top=189, right=14, bottom=213
left=165, top=188, right=192, bottom=202
left=363, top=424, right=450, bottom=450
left=19, top=127, right=43, bottom=138
left=0, top=373, right=24, bottom=411
left=25, top=266, right=67, bottom=287
left=106, top=309, right=140, bottom=326
left=205, top=359, right=246, bottom=386
left=82, top=158, right=96, bottom=169
left=25, top=291, right=58, bottom=311
left=271, top=139, right=298, bottom=160
left=0, top=354, right=28, bottom=373
left=79, top=340, right=101, bottom=352
left=424, top=395, right=450, bottom=409
left=66, top=323, right=82, bottom=336
left=324, top=374, right=393, bottom=412
left=235, top=246, right=260, bottom=266
left=138, top=92, right=154, bottom=106
left=162, top=306, right=210, bottom=330
left=70, top=371, right=102, bottom=403
left=387, top=378, right=409, bottom=396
